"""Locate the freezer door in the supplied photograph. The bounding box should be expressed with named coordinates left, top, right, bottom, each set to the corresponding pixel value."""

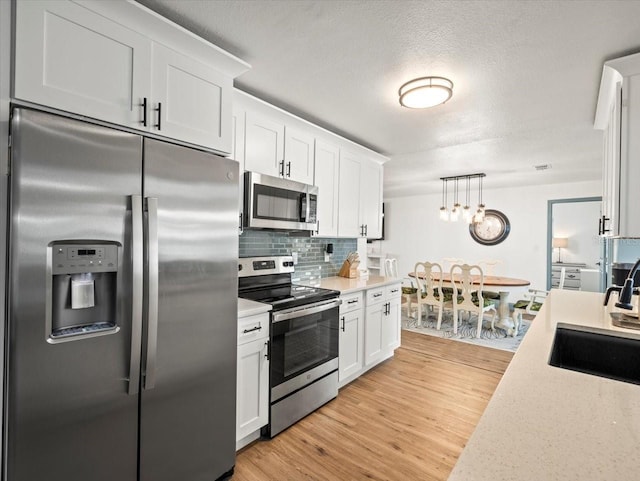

left=140, top=138, right=239, bottom=481
left=5, top=108, right=142, bottom=481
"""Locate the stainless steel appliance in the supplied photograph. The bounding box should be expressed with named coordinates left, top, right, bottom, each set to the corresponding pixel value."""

left=243, top=171, right=318, bottom=231
left=5, top=108, right=239, bottom=481
left=238, top=256, right=340, bottom=437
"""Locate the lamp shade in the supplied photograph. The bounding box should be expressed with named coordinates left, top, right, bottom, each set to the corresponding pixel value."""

left=552, top=237, right=568, bottom=248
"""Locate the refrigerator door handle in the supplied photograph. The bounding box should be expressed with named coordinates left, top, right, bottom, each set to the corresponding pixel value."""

left=129, top=195, right=144, bottom=395
left=144, top=197, right=160, bottom=390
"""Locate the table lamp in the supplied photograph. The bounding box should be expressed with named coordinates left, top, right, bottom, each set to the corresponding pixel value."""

left=552, top=237, right=568, bottom=263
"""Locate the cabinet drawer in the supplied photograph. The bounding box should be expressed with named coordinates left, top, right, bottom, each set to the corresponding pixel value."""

left=340, top=292, right=363, bottom=314
left=552, top=279, right=581, bottom=289
left=385, top=283, right=402, bottom=299
left=238, top=313, right=269, bottom=345
left=366, top=287, right=385, bottom=305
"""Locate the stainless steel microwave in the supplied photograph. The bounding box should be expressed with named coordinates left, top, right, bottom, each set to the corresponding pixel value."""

left=243, top=172, right=318, bottom=231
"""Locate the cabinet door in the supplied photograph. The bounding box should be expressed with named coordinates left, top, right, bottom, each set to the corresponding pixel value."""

left=601, top=82, right=621, bottom=236
left=339, top=309, right=364, bottom=383
left=152, top=43, right=233, bottom=153
left=284, top=127, right=315, bottom=184
left=360, top=159, right=383, bottom=239
left=314, top=140, right=340, bottom=237
left=236, top=338, right=269, bottom=441
left=231, top=107, right=246, bottom=229
left=337, top=150, right=362, bottom=237
left=244, top=111, right=284, bottom=177
left=364, top=304, right=383, bottom=366
left=14, top=0, right=151, bottom=129
left=382, top=297, right=401, bottom=353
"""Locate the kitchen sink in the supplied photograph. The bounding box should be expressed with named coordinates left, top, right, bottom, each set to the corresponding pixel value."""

left=549, top=323, right=640, bottom=385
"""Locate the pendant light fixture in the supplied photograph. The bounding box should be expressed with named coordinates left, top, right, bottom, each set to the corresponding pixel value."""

left=398, top=76, right=454, bottom=109
left=463, top=176, right=472, bottom=223
left=439, top=173, right=487, bottom=223
left=473, top=175, right=486, bottom=223
left=439, top=179, right=449, bottom=221
left=450, top=178, right=460, bottom=222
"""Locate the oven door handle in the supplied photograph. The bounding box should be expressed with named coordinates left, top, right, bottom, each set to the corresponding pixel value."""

left=272, top=298, right=342, bottom=323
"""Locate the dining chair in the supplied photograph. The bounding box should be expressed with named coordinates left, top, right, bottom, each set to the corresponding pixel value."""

left=386, top=257, right=418, bottom=322
left=450, top=263, right=497, bottom=338
left=441, top=257, right=465, bottom=274
left=512, top=288, right=548, bottom=335
left=413, top=261, right=445, bottom=329
left=477, top=259, right=503, bottom=276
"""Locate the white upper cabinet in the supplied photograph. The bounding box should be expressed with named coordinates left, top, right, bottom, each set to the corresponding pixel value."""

left=244, top=110, right=315, bottom=184
left=313, top=139, right=340, bottom=237
left=14, top=1, right=151, bottom=128
left=360, top=159, right=383, bottom=239
left=595, top=52, right=640, bottom=236
left=337, top=150, right=362, bottom=238
left=284, top=127, right=315, bottom=185
left=13, top=0, right=249, bottom=154
left=337, top=150, right=383, bottom=239
left=244, top=111, right=284, bottom=178
left=151, top=43, right=233, bottom=153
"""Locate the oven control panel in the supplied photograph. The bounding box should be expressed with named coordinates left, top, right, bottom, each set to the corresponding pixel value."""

left=238, top=256, right=295, bottom=277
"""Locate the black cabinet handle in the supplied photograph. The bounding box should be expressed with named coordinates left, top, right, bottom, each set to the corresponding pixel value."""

left=347, top=299, right=358, bottom=304
left=601, top=215, right=610, bottom=234
left=154, top=103, right=162, bottom=130
left=341, top=316, right=346, bottom=332
left=598, top=217, right=602, bottom=235
left=141, top=97, right=148, bottom=126
left=286, top=161, right=291, bottom=177
left=242, top=325, right=262, bottom=334
left=316, top=220, right=319, bottom=235
left=279, top=160, right=285, bottom=177
left=365, top=224, right=368, bottom=236
left=265, top=340, right=270, bottom=360
left=239, top=213, right=243, bottom=234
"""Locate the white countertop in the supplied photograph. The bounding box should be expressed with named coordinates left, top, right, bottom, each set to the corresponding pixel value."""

left=237, top=297, right=271, bottom=318
left=448, top=289, right=640, bottom=480
left=314, top=275, right=401, bottom=294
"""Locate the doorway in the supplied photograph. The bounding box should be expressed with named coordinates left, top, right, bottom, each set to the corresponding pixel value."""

left=547, top=197, right=602, bottom=291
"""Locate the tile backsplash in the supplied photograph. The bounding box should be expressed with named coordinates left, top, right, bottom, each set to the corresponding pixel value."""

left=239, top=230, right=357, bottom=284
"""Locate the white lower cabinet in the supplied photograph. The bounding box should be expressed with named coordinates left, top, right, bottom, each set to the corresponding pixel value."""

left=382, top=284, right=402, bottom=354
left=339, top=283, right=402, bottom=387
left=338, top=292, right=364, bottom=387
left=236, top=312, right=269, bottom=450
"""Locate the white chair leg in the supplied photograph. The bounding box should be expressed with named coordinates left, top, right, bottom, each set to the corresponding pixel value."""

left=436, top=306, right=443, bottom=330
left=476, top=309, right=483, bottom=339
left=453, top=309, right=458, bottom=334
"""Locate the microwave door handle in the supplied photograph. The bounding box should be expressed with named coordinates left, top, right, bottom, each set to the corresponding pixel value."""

left=144, top=197, right=159, bottom=390
left=128, top=195, right=144, bottom=395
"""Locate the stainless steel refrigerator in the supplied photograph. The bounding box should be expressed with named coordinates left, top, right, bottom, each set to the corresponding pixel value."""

left=5, top=108, right=239, bottom=481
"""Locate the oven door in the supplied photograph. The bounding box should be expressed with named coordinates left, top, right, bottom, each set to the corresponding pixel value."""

left=270, top=298, right=340, bottom=401
left=244, top=171, right=318, bottom=231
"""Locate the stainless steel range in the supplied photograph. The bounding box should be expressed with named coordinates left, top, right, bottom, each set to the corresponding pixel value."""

left=238, top=256, right=341, bottom=437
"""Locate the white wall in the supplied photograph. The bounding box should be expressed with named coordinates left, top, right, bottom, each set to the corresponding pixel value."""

left=381, top=180, right=601, bottom=290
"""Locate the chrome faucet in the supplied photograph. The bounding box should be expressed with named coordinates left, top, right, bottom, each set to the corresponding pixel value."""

left=604, top=258, right=640, bottom=308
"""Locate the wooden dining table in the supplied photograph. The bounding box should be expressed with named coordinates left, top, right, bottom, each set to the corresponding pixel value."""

left=409, top=272, right=531, bottom=335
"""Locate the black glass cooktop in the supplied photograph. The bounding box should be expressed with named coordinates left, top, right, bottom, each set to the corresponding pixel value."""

left=239, top=283, right=339, bottom=311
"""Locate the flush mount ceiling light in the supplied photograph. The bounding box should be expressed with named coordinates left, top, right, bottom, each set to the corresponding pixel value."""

left=398, top=76, right=453, bottom=109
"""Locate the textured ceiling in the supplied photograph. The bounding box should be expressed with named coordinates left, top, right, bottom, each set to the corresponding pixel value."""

left=137, top=0, right=640, bottom=198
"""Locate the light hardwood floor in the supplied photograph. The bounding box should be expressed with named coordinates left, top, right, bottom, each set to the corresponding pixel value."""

left=234, top=330, right=513, bottom=481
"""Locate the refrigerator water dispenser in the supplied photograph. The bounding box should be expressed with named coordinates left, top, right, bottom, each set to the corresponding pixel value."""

left=47, top=241, right=120, bottom=341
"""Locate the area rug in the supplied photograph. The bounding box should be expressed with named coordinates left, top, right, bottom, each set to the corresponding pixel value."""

left=403, top=312, right=531, bottom=353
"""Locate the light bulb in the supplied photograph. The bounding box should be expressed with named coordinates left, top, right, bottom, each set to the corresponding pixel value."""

left=463, top=205, right=472, bottom=223
left=439, top=206, right=449, bottom=221
left=450, top=203, right=460, bottom=222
